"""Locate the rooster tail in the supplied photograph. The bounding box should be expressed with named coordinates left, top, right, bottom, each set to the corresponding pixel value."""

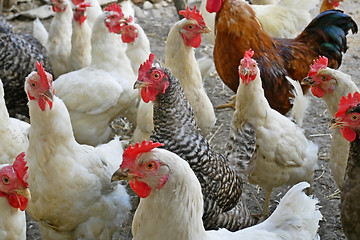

left=262, top=182, right=322, bottom=239
left=226, top=122, right=256, bottom=179
left=287, top=76, right=309, bottom=127
left=297, top=9, right=358, bottom=68
left=32, top=18, right=48, bottom=46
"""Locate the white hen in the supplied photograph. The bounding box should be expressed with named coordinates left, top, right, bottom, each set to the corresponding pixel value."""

left=229, top=49, right=318, bottom=216
left=0, top=153, right=31, bottom=240
left=25, top=62, right=131, bottom=240
left=0, top=79, right=29, bottom=165
left=302, top=56, right=359, bottom=189
left=54, top=4, right=139, bottom=146
left=111, top=141, right=322, bottom=240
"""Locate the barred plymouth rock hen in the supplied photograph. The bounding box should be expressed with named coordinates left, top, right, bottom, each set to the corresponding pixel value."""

left=207, top=0, right=358, bottom=113
left=329, top=92, right=360, bottom=240
left=134, top=53, right=257, bottom=231
left=0, top=15, right=52, bottom=117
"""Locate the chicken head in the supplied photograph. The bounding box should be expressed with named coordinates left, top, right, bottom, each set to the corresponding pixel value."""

left=178, top=5, right=210, bottom=48
left=104, top=3, right=132, bottom=34
left=51, top=0, right=68, bottom=12
left=119, top=24, right=138, bottom=43
left=0, top=152, right=30, bottom=211
left=239, top=49, right=258, bottom=84
left=330, top=92, right=360, bottom=141
left=302, top=56, right=336, bottom=98
left=134, top=53, right=170, bottom=103
left=25, top=62, right=54, bottom=111
left=111, top=140, right=167, bottom=198
left=73, top=1, right=92, bottom=26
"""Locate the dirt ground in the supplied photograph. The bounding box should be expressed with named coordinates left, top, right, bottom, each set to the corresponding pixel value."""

left=2, top=0, right=360, bottom=239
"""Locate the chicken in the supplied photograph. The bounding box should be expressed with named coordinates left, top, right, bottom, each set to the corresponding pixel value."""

left=329, top=92, right=360, bottom=240
left=0, top=152, right=31, bottom=240
left=0, top=79, right=29, bottom=165
left=0, top=16, right=52, bottom=118
left=54, top=3, right=139, bottom=146
left=200, top=0, right=318, bottom=45
left=134, top=6, right=216, bottom=142
left=25, top=62, right=131, bottom=240
left=207, top=0, right=358, bottom=114
left=228, top=49, right=318, bottom=216
left=83, top=0, right=102, bottom=29
left=112, top=140, right=322, bottom=240
left=302, top=56, right=359, bottom=189
left=134, top=53, right=257, bottom=231
left=165, top=6, right=216, bottom=136
left=320, top=0, right=343, bottom=12
left=69, top=0, right=92, bottom=71
left=45, top=0, right=73, bottom=78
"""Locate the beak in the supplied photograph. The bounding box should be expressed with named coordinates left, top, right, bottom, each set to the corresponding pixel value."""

left=43, top=88, right=54, bottom=102
left=241, top=67, right=249, bottom=77
left=329, top=118, right=345, bottom=130
left=134, top=80, right=150, bottom=89
left=111, top=168, right=132, bottom=182
left=15, top=188, right=31, bottom=199
left=301, top=76, right=314, bottom=85
left=199, top=26, right=211, bottom=34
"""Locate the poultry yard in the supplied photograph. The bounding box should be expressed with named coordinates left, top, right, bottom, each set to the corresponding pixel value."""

left=1, top=0, right=360, bottom=239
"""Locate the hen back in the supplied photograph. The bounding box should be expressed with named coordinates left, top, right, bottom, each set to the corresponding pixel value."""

left=0, top=16, right=52, bottom=117
left=214, top=1, right=358, bottom=114
left=150, top=68, right=257, bottom=231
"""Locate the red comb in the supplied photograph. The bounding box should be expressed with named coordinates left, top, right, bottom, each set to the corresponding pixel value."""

left=121, top=140, right=164, bottom=169
left=179, top=5, right=206, bottom=27
left=72, top=0, right=84, bottom=6
left=77, top=2, right=91, bottom=9
left=335, top=92, right=360, bottom=119
left=36, top=61, right=49, bottom=88
left=138, top=53, right=155, bottom=81
left=308, top=56, right=328, bottom=77
left=104, top=3, right=124, bottom=17
left=244, top=48, right=254, bottom=60
left=13, top=152, right=29, bottom=188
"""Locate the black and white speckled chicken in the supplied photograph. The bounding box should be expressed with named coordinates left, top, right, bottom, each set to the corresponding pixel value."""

left=133, top=53, right=257, bottom=231
left=0, top=15, right=52, bottom=117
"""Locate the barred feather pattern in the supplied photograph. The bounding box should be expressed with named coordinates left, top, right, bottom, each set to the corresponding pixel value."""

left=0, top=21, right=52, bottom=117
left=226, top=122, right=257, bottom=180
left=150, top=68, right=255, bottom=231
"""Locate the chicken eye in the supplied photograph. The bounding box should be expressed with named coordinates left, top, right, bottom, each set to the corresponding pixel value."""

left=322, top=75, right=328, bottom=81
left=31, top=83, right=36, bottom=87
left=2, top=176, right=10, bottom=185
left=153, top=73, right=160, bottom=79
left=146, top=162, right=155, bottom=170
left=187, top=25, right=194, bottom=30
left=253, top=64, right=256, bottom=68
left=351, top=114, right=359, bottom=121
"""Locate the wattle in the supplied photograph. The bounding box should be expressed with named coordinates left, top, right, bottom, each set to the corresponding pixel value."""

left=206, top=0, right=222, bottom=13
left=141, top=87, right=159, bottom=103
left=8, top=193, right=28, bottom=211
left=311, top=86, right=325, bottom=98
left=341, top=126, right=357, bottom=142
left=130, top=180, right=151, bottom=198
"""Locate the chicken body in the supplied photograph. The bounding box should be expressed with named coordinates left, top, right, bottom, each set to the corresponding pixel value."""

left=0, top=16, right=52, bottom=117
left=54, top=11, right=139, bottom=146
left=230, top=52, right=318, bottom=215
left=0, top=79, right=29, bottom=165
left=303, top=66, right=359, bottom=188
left=69, top=2, right=92, bottom=71
left=0, top=196, right=26, bottom=240
left=25, top=69, right=131, bottom=240
left=329, top=94, right=360, bottom=239
left=165, top=15, right=216, bottom=136
left=209, top=0, right=357, bottom=114
left=112, top=146, right=322, bottom=240
left=46, top=0, right=73, bottom=78
left=200, top=0, right=318, bottom=45
left=135, top=62, right=256, bottom=231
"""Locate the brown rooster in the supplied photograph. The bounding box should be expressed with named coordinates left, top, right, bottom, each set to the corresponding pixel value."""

left=207, top=0, right=357, bottom=114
